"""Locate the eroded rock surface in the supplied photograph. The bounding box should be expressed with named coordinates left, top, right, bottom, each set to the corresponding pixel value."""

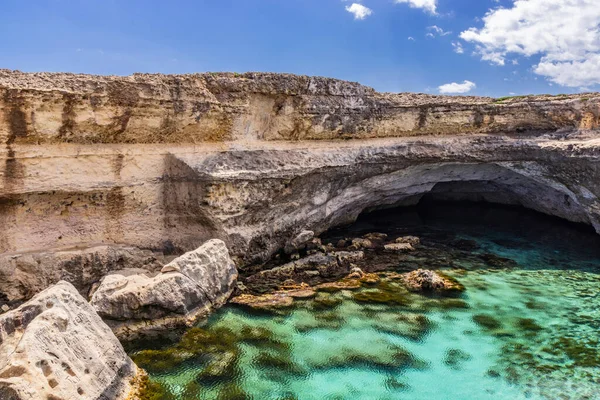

left=0, top=281, right=137, bottom=400
left=0, top=245, right=165, bottom=304
left=90, top=239, right=237, bottom=337
left=0, top=70, right=599, bottom=301
left=402, top=269, right=464, bottom=293
left=244, top=251, right=364, bottom=293
left=1, top=70, right=598, bottom=145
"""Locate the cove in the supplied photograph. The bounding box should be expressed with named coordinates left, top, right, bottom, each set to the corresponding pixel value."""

left=128, top=202, right=600, bottom=400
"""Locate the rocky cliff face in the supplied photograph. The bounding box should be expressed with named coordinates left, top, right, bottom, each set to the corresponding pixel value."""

left=1, top=70, right=599, bottom=145
left=1, top=70, right=599, bottom=301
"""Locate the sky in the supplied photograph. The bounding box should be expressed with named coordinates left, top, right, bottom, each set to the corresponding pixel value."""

left=0, top=0, right=599, bottom=97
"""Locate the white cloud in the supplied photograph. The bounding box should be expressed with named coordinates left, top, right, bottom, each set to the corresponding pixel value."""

left=345, top=3, right=373, bottom=20
left=438, top=80, right=476, bottom=94
left=428, top=25, right=452, bottom=37
left=408, top=36, right=415, bottom=41
left=535, top=54, right=600, bottom=87
left=460, top=0, right=600, bottom=87
left=452, top=41, right=464, bottom=54
left=395, top=0, right=437, bottom=15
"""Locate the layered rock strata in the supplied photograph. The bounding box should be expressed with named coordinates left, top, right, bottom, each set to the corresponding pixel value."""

left=1, top=70, right=599, bottom=301
left=0, top=281, right=138, bottom=400
left=90, top=239, right=237, bottom=338
left=1, top=70, right=598, bottom=144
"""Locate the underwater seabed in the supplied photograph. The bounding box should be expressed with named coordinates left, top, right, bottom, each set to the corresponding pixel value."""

left=129, top=203, right=600, bottom=400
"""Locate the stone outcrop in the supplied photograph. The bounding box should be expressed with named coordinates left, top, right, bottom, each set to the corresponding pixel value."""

left=402, top=269, right=464, bottom=293
left=0, top=245, right=165, bottom=305
left=231, top=287, right=316, bottom=313
left=90, top=239, right=237, bottom=337
left=1, top=70, right=599, bottom=301
left=244, top=251, right=364, bottom=293
left=0, top=281, right=137, bottom=400
left=384, top=243, right=415, bottom=252
left=284, top=230, right=315, bottom=254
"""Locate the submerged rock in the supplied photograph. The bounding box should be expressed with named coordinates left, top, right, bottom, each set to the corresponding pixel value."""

left=0, top=281, right=138, bottom=400
left=402, top=269, right=464, bottom=293
left=231, top=282, right=317, bottom=312
left=452, top=239, right=479, bottom=251
left=348, top=267, right=365, bottom=279
left=479, top=253, right=518, bottom=269
left=231, top=293, right=296, bottom=312
left=90, top=239, right=238, bottom=338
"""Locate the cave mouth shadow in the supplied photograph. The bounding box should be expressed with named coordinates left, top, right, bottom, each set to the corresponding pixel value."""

left=322, top=196, right=600, bottom=270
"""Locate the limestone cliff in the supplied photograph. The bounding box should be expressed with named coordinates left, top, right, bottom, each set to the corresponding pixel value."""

left=1, top=70, right=599, bottom=302
left=1, top=70, right=599, bottom=145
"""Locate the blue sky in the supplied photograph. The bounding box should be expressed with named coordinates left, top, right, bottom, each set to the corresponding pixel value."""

left=1, top=0, right=598, bottom=97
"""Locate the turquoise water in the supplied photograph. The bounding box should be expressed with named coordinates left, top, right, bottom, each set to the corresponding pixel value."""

left=130, top=203, right=600, bottom=400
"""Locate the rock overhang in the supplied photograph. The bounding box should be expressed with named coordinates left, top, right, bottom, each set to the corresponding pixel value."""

left=0, top=70, right=598, bottom=301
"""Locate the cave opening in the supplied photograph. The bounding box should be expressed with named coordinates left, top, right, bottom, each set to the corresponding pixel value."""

left=326, top=196, right=600, bottom=252
left=132, top=195, right=600, bottom=400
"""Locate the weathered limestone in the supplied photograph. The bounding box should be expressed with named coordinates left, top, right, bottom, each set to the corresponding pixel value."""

left=244, top=251, right=364, bottom=293
left=284, top=230, right=315, bottom=254
left=90, top=239, right=237, bottom=337
left=0, top=70, right=599, bottom=301
left=0, top=245, right=165, bottom=304
left=0, top=281, right=137, bottom=400
left=1, top=70, right=598, bottom=144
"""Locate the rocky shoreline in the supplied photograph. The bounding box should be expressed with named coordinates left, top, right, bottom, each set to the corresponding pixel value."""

left=230, top=231, right=468, bottom=313
left=0, top=239, right=239, bottom=399
left=0, top=226, right=490, bottom=399
left=1, top=70, right=599, bottom=399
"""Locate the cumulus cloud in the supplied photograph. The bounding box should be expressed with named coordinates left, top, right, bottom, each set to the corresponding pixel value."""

left=345, top=3, right=373, bottom=20
left=394, top=0, right=437, bottom=15
left=460, top=0, right=600, bottom=87
left=438, top=80, right=476, bottom=94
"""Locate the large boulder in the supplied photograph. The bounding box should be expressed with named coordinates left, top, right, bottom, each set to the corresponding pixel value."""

left=90, top=239, right=238, bottom=337
left=0, top=281, right=138, bottom=400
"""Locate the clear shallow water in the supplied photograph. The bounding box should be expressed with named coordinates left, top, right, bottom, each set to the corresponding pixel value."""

left=130, top=203, right=600, bottom=400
